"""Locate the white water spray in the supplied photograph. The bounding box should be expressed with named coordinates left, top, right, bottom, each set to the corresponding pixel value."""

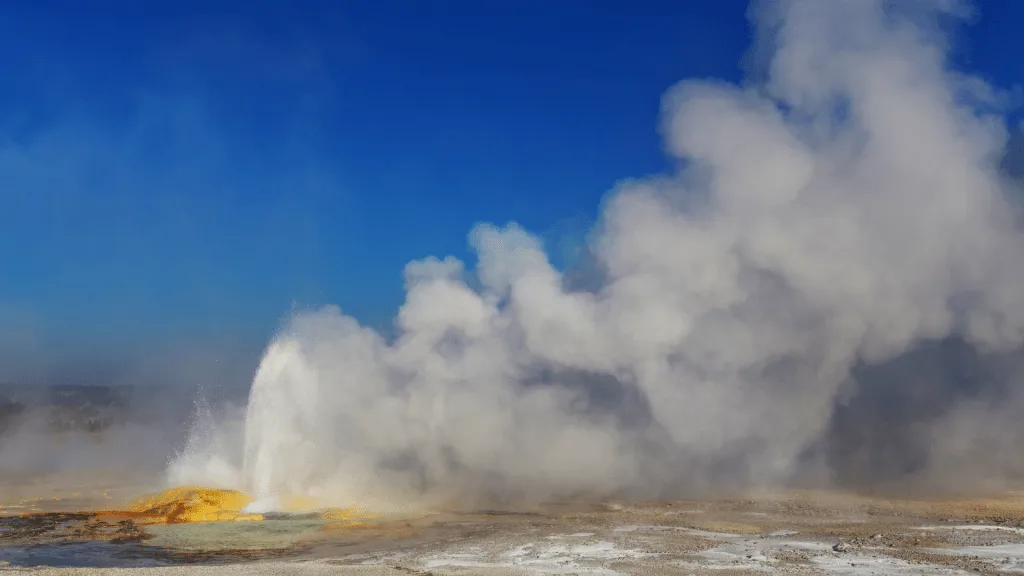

left=239, top=340, right=324, bottom=512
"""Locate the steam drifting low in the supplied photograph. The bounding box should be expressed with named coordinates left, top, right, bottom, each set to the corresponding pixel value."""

left=172, top=0, right=1024, bottom=510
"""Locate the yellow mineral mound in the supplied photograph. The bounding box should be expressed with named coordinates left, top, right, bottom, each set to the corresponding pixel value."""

left=321, top=507, right=379, bottom=531
left=321, top=507, right=376, bottom=521
left=121, top=486, right=264, bottom=524
left=275, top=495, right=376, bottom=522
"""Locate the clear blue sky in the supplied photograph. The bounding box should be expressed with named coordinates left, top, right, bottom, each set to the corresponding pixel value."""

left=1, top=0, right=1022, bottom=363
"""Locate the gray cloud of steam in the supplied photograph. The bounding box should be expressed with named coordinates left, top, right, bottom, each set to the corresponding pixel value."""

left=172, top=0, right=1024, bottom=509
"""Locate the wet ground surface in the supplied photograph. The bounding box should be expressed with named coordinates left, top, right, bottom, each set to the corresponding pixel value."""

left=7, top=491, right=1024, bottom=574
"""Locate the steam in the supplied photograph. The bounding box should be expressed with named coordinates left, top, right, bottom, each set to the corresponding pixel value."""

left=0, top=345, right=255, bottom=495
left=172, top=0, right=1024, bottom=508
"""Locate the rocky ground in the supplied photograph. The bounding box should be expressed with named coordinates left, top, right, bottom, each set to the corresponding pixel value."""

left=6, top=490, right=1024, bottom=574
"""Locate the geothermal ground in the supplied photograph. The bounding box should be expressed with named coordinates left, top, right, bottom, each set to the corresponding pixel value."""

left=6, top=481, right=1024, bottom=575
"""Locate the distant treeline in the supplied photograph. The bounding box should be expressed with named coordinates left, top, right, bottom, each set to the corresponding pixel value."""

left=0, top=384, right=135, bottom=434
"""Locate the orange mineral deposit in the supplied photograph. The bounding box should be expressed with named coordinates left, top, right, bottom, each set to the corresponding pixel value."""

left=123, top=486, right=264, bottom=524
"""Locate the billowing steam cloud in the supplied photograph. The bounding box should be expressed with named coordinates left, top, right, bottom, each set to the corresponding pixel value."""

left=172, top=0, right=1024, bottom=510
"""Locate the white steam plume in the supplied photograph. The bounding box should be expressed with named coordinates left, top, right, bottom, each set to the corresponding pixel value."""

left=171, top=0, right=1024, bottom=509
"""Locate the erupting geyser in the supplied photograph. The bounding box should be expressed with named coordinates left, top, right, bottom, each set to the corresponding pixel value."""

left=170, top=0, right=1024, bottom=511
left=241, top=340, right=324, bottom=513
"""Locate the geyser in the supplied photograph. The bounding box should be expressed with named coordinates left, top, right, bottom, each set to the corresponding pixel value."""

left=241, top=340, right=324, bottom=513
left=171, top=0, right=1024, bottom=510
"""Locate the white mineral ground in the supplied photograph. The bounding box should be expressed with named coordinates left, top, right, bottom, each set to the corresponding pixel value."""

left=6, top=490, right=1024, bottom=575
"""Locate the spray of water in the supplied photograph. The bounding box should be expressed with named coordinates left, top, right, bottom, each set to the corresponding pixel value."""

left=171, top=0, right=1024, bottom=511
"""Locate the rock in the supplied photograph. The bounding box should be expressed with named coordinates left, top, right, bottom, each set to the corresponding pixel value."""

left=833, top=541, right=852, bottom=553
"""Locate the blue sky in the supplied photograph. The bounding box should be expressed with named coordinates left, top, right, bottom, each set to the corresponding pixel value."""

left=1, top=0, right=1022, bottom=365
